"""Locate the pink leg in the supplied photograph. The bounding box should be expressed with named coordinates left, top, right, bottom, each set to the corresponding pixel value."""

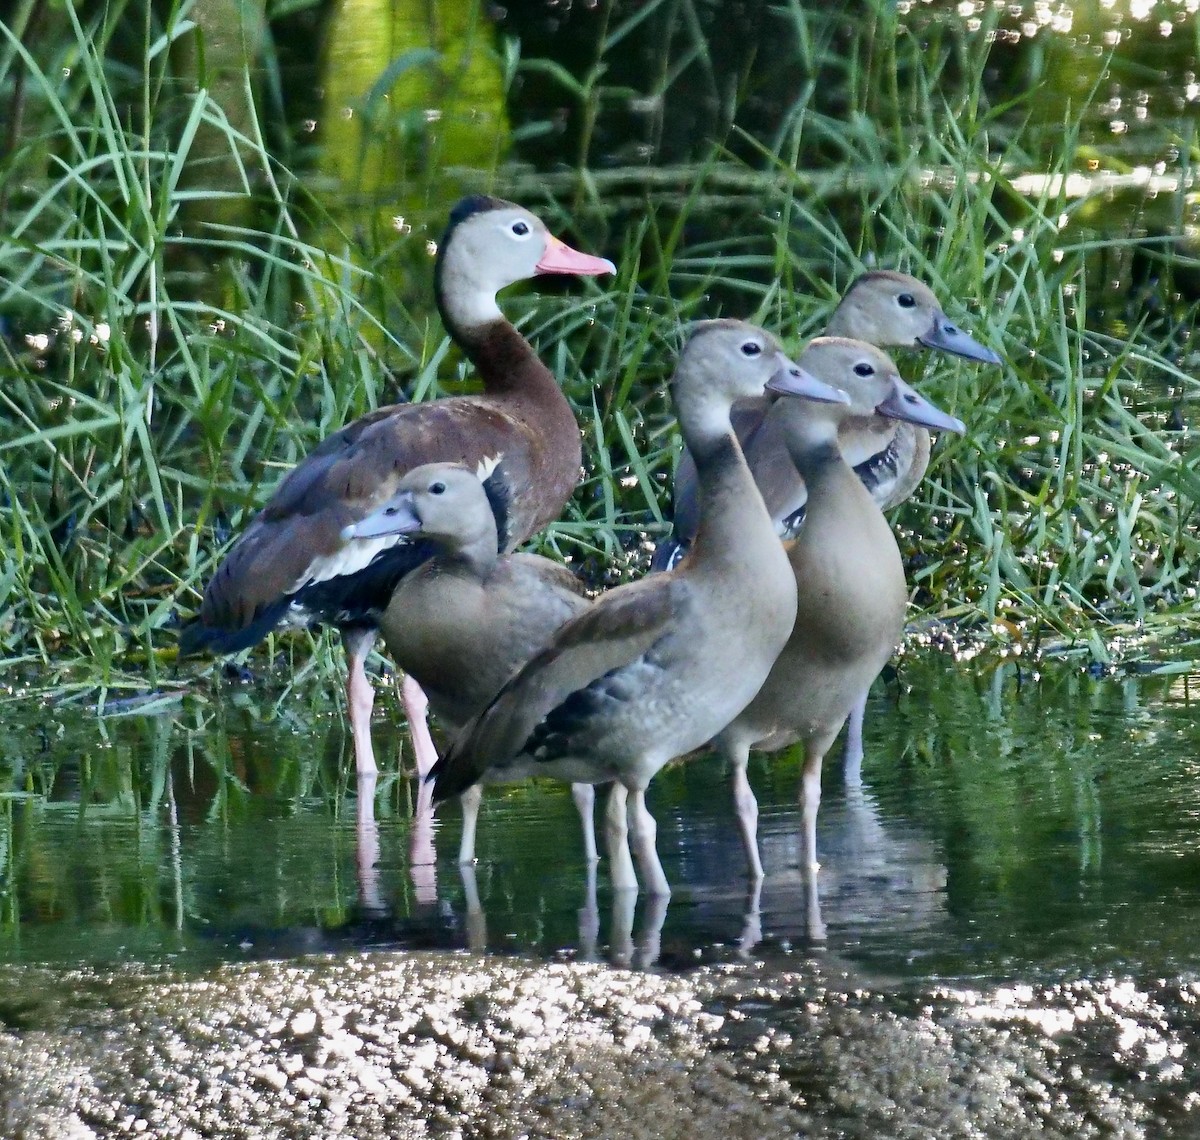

left=343, top=627, right=378, bottom=777
left=408, top=792, right=438, bottom=906
left=843, top=689, right=868, bottom=787
left=402, top=674, right=440, bottom=782
left=356, top=771, right=383, bottom=913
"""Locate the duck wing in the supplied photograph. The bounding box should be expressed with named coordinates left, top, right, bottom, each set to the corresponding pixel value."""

left=431, top=574, right=686, bottom=800
left=182, top=397, right=535, bottom=653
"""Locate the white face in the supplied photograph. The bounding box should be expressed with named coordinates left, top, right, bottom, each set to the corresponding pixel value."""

left=438, top=206, right=551, bottom=327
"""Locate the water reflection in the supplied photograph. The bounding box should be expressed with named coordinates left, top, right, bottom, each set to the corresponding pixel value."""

left=3, top=655, right=1200, bottom=979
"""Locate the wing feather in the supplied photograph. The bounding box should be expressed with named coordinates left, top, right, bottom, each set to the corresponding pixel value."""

left=432, top=575, right=687, bottom=800
left=197, top=397, right=533, bottom=637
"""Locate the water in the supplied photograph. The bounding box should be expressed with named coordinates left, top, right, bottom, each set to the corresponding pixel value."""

left=3, top=653, right=1198, bottom=979
left=3, top=654, right=1200, bottom=1134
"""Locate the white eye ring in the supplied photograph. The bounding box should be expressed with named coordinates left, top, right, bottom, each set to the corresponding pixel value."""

left=507, top=219, right=534, bottom=240
left=740, top=340, right=763, bottom=357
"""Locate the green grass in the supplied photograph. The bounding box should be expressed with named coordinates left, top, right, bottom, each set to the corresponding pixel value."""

left=2, top=0, right=1199, bottom=699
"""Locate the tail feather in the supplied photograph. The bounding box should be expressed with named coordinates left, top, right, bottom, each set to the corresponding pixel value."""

left=177, top=596, right=291, bottom=657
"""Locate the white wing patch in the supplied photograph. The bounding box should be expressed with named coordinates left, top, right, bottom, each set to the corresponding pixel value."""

left=475, top=453, right=503, bottom=482
left=289, top=534, right=410, bottom=594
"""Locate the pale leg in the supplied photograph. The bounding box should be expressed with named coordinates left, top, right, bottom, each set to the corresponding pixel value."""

left=458, top=783, right=483, bottom=866
left=628, top=788, right=670, bottom=897
left=578, top=858, right=600, bottom=959
left=738, top=876, right=763, bottom=958
left=459, top=863, right=486, bottom=953
left=728, top=744, right=764, bottom=881
left=799, top=741, right=825, bottom=878
left=401, top=674, right=440, bottom=782
left=610, top=888, right=637, bottom=967
left=843, top=688, right=868, bottom=787
left=604, top=783, right=637, bottom=893
left=637, top=892, right=669, bottom=969
left=802, top=869, right=827, bottom=943
left=343, top=627, right=378, bottom=777
left=571, top=782, right=599, bottom=863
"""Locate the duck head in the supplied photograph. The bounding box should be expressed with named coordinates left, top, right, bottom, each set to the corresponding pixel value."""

left=674, top=320, right=849, bottom=431
left=770, top=337, right=965, bottom=434
left=341, top=463, right=499, bottom=553
left=829, top=270, right=1001, bottom=365
left=435, top=196, right=615, bottom=332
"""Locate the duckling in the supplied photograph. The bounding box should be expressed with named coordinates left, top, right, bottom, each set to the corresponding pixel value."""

left=179, top=197, right=614, bottom=781
left=341, top=462, right=595, bottom=865
left=709, top=337, right=966, bottom=881
left=655, top=271, right=998, bottom=778
left=430, top=321, right=849, bottom=896
left=658, top=272, right=996, bottom=560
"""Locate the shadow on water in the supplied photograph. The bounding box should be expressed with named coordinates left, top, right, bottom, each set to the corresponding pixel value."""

left=3, top=653, right=1200, bottom=983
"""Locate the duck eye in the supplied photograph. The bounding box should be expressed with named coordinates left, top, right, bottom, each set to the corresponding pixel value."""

left=897, top=293, right=916, bottom=308
left=430, top=481, right=446, bottom=495
left=853, top=362, right=875, bottom=377
left=510, top=220, right=531, bottom=238
left=740, top=341, right=763, bottom=357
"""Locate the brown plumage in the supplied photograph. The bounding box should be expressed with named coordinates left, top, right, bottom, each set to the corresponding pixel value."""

left=708, top=337, right=966, bottom=881
left=657, top=270, right=998, bottom=560
left=432, top=321, right=850, bottom=897
left=342, top=462, right=599, bottom=864
left=180, top=196, right=614, bottom=777
left=655, top=271, right=999, bottom=778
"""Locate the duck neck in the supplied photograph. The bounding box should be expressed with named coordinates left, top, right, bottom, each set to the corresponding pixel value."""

left=682, top=401, right=780, bottom=571
left=442, top=535, right=501, bottom=580
left=784, top=415, right=855, bottom=508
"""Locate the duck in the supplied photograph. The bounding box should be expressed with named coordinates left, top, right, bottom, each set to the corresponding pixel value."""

left=179, top=196, right=615, bottom=781
left=708, top=336, right=966, bottom=881
left=429, top=320, right=849, bottom=896
left=340, top=461, right=596, bottom=865
left=653, top=270, right=999, bottom=778
left=656, top=272, right=996, bottom=560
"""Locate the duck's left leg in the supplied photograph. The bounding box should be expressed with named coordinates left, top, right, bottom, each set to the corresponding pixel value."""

left=571, top=782, right=599, bottom=863
left=798, top=735, right=831, bottom=879
left=343, top=626, right=379, bottom=777
left=401, top=673, right=440, bottom=783
left=628, top=786, right=670, bottom=897
left=457, top=783, right=484, bottom=866
left=842, top=688, right=868, bottom=787
left=604, top=783, right=637, bottom=892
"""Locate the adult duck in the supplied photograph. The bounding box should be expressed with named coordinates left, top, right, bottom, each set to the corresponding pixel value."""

left=341, top=462, right=596, bottom=864
left=654, top=271, right=999, bottom=776
left=430, top=321, right=848, bottom=896
left=709, top=337, right=965, bottom=881
left=179, top=197, right=615, bottom=778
